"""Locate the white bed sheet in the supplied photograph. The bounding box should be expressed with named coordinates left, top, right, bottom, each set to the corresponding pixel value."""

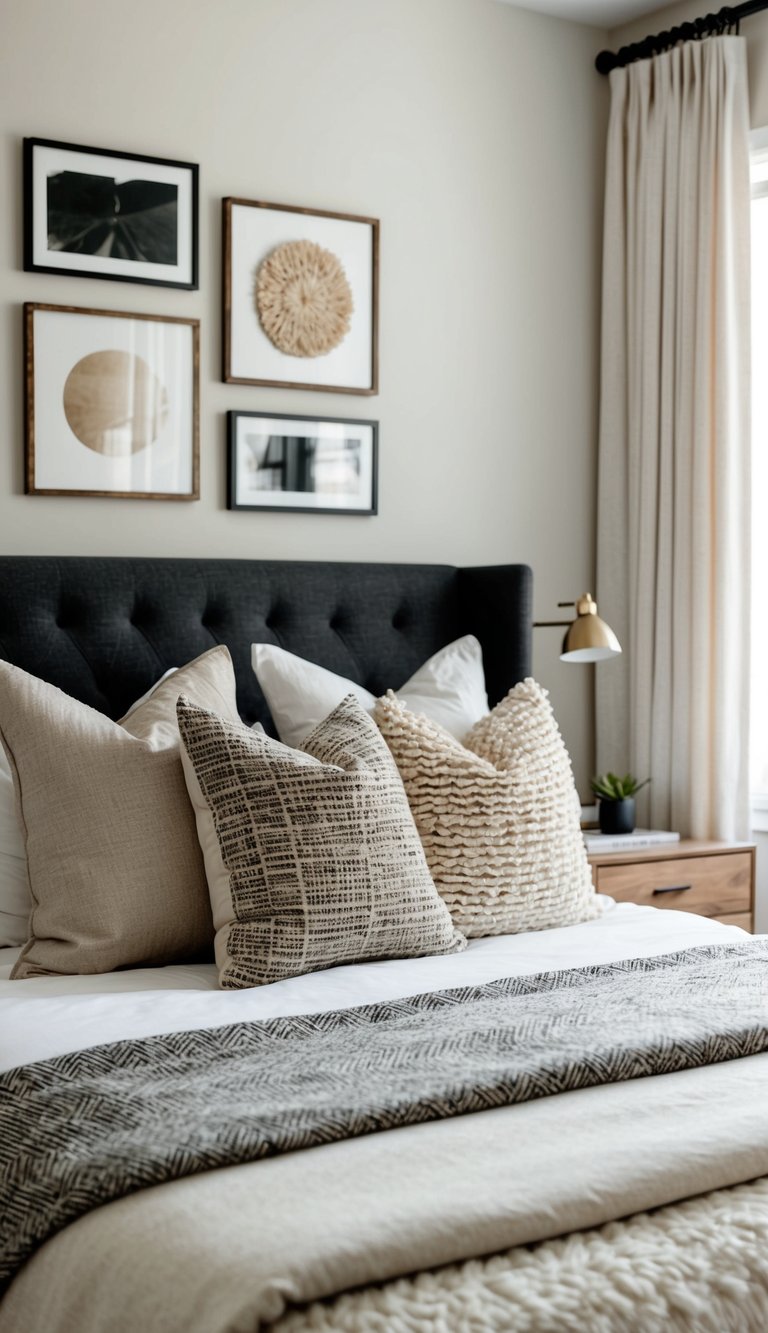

left=0, top=899, right=750, bottom=1072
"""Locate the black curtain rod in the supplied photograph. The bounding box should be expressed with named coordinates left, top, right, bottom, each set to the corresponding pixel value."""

left=595, top=0, right=767, bottom=75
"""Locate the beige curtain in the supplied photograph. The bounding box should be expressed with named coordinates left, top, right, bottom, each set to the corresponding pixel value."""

left=596, top=36, right=751, bottom=840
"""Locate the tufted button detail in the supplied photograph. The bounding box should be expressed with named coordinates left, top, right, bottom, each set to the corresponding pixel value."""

left=54, top=600, right=81, bottom=631
left=392, top=609, right=409, bottom=631
left=264, top=605, right=285, bottom=633
left=129, top=602, right=154, bottom=629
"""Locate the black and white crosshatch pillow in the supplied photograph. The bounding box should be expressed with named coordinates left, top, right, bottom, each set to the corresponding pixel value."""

left=177, top=693, right=466, bottom=988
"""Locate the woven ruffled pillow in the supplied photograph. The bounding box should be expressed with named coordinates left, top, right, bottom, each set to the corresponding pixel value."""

left=374, top=679, right=600, bottom=937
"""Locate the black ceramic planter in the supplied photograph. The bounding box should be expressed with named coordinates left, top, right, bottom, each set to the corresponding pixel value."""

left=598, top=797, right=636, bottom=835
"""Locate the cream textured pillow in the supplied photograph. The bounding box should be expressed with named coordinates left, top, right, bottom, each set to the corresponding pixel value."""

left=1, top=647, right=240, bottom=978
left=176, top=693, right=466, bottom=989
left=374, top=679, right=600, bottom=937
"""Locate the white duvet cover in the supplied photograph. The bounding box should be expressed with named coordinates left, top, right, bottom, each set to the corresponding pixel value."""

left=2, top=903, right=765, bottom=1333
left=0, top=898, right=749, bottom=1071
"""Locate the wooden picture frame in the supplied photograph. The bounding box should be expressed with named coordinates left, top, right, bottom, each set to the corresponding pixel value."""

left=227, top=410, right=378, bottom=515
left=24, top=137, right=199, bottom=289
left=25, top=302, right=200, bottom=500
left=223, top=198, right=379, bottom=394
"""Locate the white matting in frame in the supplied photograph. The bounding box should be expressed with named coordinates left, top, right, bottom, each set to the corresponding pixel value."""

left=25, top=303, right=199, bottom=500
left=224, top=199, right=379, bottom=394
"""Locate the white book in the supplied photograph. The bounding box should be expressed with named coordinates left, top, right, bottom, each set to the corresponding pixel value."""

left=583, top=829, right=681, bottom=854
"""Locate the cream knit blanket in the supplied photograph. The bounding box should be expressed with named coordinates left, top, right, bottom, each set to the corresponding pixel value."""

left=276, top=1177, right=768, bottom=1332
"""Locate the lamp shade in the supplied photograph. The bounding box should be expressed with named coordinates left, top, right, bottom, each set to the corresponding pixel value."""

left=560, top=593, right=621, bottom=663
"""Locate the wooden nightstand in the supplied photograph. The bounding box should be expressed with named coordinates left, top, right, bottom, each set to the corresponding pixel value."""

left=587, top=840, right=755, bottom=932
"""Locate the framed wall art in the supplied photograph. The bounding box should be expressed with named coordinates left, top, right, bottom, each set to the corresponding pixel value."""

left=223, top=198, right=379, bottom=394
left=227, top=411, right=378, bottom=515
left=24, top=138, right=199, bottom=288
left=25, top=303, right=200, bottom=500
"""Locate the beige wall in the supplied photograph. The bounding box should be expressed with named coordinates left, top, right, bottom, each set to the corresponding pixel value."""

left=0, top=0, right=608, bottom=792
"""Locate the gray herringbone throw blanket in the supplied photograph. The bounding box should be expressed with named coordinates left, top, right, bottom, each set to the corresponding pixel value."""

left=2, top=940, right=768, bottom=1288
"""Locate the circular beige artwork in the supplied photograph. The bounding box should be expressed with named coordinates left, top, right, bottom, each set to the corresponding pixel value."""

left=256, top=239, right=353, bottom=358
left=63, top=350, right=169, bottom=456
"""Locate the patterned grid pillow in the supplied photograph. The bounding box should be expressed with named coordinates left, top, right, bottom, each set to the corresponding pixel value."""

left=177, top=693, right=466, bottom=989
left=374, top=679, right=601, bottom=937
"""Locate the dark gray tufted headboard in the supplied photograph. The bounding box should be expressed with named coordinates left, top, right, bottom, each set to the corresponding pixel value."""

left=0, top=557, right=532, bottom=729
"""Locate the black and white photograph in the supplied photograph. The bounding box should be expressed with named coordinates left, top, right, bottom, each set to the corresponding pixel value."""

left=24, top=139, right=198, bottom=288
left=228, top=411, right=377, bottom=514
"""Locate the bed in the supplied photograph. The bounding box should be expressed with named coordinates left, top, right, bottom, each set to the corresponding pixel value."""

left=1, top=554, right=768, bottom=1333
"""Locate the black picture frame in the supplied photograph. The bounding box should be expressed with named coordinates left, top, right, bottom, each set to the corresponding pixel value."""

left=227, top=411, right=378, bottom=516
left=24, top=137, right=199, bottom=290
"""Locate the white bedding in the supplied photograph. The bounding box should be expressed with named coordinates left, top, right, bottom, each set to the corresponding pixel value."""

left=2, top=902, right=766, bottom=1333
left=0, top=899, right=749, bottom=1071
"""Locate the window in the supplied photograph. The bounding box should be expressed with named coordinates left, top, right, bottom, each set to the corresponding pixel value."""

left=751, top=129, right=768, bottom=816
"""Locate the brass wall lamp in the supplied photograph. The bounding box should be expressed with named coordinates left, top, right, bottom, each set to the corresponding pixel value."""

left=534, top=593, right=622, bottom=663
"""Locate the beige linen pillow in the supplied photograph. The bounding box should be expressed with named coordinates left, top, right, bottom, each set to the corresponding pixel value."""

left=176, top=693, right=466, bottom=989
left=374, top=678, right=600, bottom=937
left=1, top=647, right=240, bottom=978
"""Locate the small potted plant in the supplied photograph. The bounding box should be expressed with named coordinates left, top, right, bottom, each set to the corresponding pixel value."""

left=590, top=772, right=650, bottom=836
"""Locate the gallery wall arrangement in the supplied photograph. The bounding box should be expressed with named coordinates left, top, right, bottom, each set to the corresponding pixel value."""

left=20, top=137, right=379, bottom=513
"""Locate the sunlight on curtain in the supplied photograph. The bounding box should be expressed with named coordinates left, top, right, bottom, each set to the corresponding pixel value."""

left=596, top=37, right=752, bottom=840
left=751, top=134, right=768, bottom=802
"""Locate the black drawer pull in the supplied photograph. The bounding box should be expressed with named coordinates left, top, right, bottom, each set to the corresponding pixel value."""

left=652, top=884, right=693, bottom=895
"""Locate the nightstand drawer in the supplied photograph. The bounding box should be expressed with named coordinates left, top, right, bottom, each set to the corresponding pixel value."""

left=593, top=852, right=752, bottom=918
left=717, top=912, right=753, bottom=932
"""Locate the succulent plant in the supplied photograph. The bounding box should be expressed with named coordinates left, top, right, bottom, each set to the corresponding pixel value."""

left=590, top=772, right=650, bottom=801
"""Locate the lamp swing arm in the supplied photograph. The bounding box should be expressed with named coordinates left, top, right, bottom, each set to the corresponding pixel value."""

left=533, top=600, right=580, bottom=629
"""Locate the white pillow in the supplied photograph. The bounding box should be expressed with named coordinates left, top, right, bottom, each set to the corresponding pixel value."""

left=251, top=635, right=489, bottom=749
left=0, top=666, right=179, bottom=950
left=120, top=666, right=178, bottom=718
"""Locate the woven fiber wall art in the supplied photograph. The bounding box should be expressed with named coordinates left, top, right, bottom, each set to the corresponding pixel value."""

left=256, top=240, right=353, bottom=358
